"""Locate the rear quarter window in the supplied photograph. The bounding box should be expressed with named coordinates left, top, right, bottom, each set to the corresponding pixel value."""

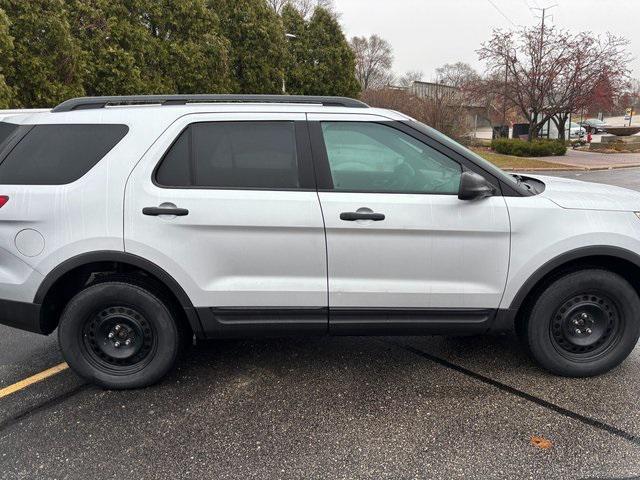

left=0, top=124, right=129, bottom=185
left=0, top=121, right=19, bottom=152
left=0, top=122, right=18, bottom=145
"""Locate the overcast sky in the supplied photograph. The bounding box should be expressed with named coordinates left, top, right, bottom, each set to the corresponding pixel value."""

left=336, top=0, right=640, bottom=80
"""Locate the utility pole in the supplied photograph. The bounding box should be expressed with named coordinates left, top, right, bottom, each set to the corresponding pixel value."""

left=502, top=60, right=508, bottom=129
left=531, top=4, right=557, bottom=139
left=532, top=4, right=557, bottom=38
left=282, top=33, right=297, bottom=94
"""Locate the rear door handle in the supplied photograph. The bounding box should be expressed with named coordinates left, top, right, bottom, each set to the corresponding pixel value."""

left=340, top=212, right=385, bottom=221
left=142, top=207, right=189, bottom=216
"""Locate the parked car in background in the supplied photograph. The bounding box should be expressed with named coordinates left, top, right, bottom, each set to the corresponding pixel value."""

left=569, top=122, right=586, bottom=138
left=580, top=118, right=609, bottom=133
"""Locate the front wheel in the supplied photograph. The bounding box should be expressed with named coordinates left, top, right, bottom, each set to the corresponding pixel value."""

left=58, top=280, right=180, bottom=389
left=525, top=269, right=640, bottom=377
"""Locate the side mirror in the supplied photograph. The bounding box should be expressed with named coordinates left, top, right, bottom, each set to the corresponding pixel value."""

left=458, top=171, right=495, bottom=201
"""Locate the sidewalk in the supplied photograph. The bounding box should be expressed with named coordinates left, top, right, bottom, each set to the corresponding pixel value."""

left=530, top=149, right=640, bottom=170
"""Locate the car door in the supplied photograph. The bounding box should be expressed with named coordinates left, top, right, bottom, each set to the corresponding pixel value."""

left=307, top=113, right=511, bottom=334
left=124, top=113, right=328, bottom=337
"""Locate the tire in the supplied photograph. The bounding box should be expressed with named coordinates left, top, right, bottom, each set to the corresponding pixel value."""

left=525, top=269, right=640, bottom=377
left=58, top=281, right=180, bottom=389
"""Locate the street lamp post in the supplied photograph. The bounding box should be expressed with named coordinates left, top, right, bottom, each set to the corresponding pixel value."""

left=282, top=33, right=297, bottom=94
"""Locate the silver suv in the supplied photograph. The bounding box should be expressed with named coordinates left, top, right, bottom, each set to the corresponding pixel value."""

left=1, top=95, right=640, bottom=389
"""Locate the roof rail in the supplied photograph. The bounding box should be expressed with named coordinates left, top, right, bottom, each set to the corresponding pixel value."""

left=52, top=94, right=369, bottom=113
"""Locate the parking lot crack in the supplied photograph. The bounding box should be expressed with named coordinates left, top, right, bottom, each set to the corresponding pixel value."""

left=0, top=384, right=89, bottom=435
left=388, top=341, right=640, bottom=447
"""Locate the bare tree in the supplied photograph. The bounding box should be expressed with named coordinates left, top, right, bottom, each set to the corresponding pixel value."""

left=434, top=63, right=480, bottom=117
left=361, top=87, right=470, bottom=139
left=477, top=25, right=572, bottom=140
left=361, top=88, right=424, bottom=119
left=351, top=35, right=393, bottom=90
left=270, top=0, right=336, bottom=18
left=617, top=78, right=640, bottom=114
left=547, top=33, right=630, bottom=138
left=466, top=70, right=520, bottom=127
left=266, top=0, right=288, bottom=14
left=631, top=79, right=640, bottom=109
left=477, top=24, right=630, bottom=140
left=310, top=0, right=336, bottom=17
left=435, top=62, right=479, bottom=88
left=397, top=70, right=423, bottom=87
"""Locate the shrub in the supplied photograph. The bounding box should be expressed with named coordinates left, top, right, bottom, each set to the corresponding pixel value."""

left=491, top=138, right=567, bottom=157
left=457, top=136, right=491, bottom=148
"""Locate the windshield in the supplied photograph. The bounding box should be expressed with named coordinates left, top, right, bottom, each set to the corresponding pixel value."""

left=405, top=119, right=519, bottom=186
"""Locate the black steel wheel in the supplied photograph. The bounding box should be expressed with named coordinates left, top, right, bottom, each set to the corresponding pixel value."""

left=549, top=293, right=623, bottom=360
left=82, top=306, right=157, bottom=375
left=59, top=280, right=181, bottom=389
left=525, top=269, right=640, bottom=377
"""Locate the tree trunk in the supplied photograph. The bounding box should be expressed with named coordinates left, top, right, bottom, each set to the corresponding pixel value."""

left=529, top=112, right=540, bottom=142
left=552, top=113, right=569, bottom=140
left=528, top=112, right=538, bottom=142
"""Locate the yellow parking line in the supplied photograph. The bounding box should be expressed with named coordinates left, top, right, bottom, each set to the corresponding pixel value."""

left=0, top=363, right=69, bottom=399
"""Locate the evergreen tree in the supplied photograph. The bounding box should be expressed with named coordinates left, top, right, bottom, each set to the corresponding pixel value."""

left=67, top=0, right=153, bottom=96
left=69, top=0, right=231, bottom=96
left=304, top=7, right=359, bottom=97
left=281, top=4, right=308, bottom=94
left=281, top=5, right=359, bottom=97
left=0, top=8, right=15, bottom=108
left=0, top=0, right=84, bottom=107
left=139, top=0, right=231, bottom=93
left=0, top=1, right=360, bottom=103
left=211, top=0, right=286, bottom=94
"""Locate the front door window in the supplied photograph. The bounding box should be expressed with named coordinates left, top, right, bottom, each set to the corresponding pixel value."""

left=321, top=122, right=462, bottom=194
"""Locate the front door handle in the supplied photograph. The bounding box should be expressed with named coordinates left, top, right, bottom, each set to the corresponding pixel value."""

left=142, top=206, right=189, bottom=216
left=340, top=211, right=385, bottom=221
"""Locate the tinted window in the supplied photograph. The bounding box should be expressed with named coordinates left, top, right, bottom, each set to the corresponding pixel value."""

left=321, top=122, right=461, bottom=194
left=0, top=122, right=18, bottom=146
left=156, top=121, right=299, bottom=189
left=156, top=128, right=191, bottom=186
left=407, top=119, right=517, bottom=188
left=0, top=124, right=128, bottom=185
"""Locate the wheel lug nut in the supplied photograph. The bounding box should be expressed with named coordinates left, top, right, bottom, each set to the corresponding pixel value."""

left=581, top=313, right=588, bottom=319
left=108, top=332, right=114, bottom=339
left=115, top=324, right=121, bottom=331
left=575, top=328, right=582, bottom=335
left=572, top=319, right=579, bottom=325
left=585, top=328, right=592, bottom=335
left=125, top=339, right=132, bottom=346
left=114, top=341, right=121, bottom=348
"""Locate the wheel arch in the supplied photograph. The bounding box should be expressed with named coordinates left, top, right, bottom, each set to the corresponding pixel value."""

left=35, top=251, right=203, bottom=336
left=500, top=246, right=640, bottom=332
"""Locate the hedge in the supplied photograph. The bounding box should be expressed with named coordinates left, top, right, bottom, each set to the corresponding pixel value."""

left=491, top=138, right=567, bottom=157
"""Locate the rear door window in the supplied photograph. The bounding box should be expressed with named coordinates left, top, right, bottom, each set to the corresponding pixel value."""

left=155, top=121, right=300, bottom=189
left=0, top=124, right=129, bottom=185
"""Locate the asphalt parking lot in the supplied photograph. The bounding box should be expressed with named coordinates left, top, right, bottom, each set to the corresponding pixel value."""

left=2, top=169, right=640, bottom=480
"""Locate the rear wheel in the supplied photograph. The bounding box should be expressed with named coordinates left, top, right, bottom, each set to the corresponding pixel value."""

left=525, top=269, right=640, bottom=377
left=58, top=281, right=180, bottom=389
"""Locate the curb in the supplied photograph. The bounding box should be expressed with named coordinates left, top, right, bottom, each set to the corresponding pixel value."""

left=502, top=163, right=640, bottom=172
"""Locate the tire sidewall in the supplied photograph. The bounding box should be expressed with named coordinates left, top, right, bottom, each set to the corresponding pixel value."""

left=527, top=270, right=640, bottom=377
left=58, top=282, right=179, bottom=389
